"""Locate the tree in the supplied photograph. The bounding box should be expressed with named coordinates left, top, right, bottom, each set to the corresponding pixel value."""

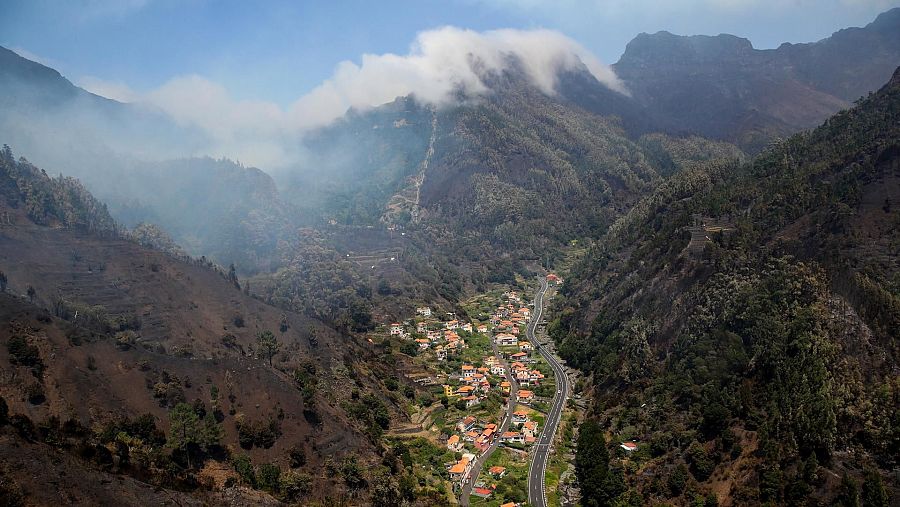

left=861, top=469, right=889, bottom=507
left=0, top=396, right=7, bottom=425
left=835, top=473, right=860, bottom=507
left=371, top=468, right=402, bottom=507
left=0, top=271, right=7, bottom=292
left=232, top=454, right=256, bottom=486
left=257, top=330, right=280, bottom=367
left=576, top=419, right=624, bottom=506
left=26, top=286, right=35, bottom=304
left=168, top=402, right=221, bottom=469
left=257, top=463, right=281, bottom=493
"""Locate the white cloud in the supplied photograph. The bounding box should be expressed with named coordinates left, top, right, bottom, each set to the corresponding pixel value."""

left=77, top=76, right=141, bottom=102
left=72, top=26, right=625, bottom=168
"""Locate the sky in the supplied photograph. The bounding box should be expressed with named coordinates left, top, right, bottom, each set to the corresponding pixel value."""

left=2, top=0, right=897, bottom=168
left=3, top=0, right=898, bottom=107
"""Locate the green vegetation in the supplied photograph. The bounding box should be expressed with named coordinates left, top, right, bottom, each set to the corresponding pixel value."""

left=550, top=68, right=900, bottom=502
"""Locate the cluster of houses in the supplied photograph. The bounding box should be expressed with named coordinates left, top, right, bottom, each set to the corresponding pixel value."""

left=386, top=306, right=483, bottom=359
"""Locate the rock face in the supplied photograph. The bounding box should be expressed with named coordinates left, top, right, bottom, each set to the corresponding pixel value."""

left=614, top=7, right=900, bottom=151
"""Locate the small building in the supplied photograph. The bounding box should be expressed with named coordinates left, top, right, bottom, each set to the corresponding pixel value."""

left=495, top=334, right=518, bottom=346
left=522, top=421, right=538, bottom=439
left=389, top=323, right=403, bottom=336
left=446, top=320, right=459, bottom=330
left=501, top=431, right=525, bottom=444
left=416, top=306, right=432, bottom=317
left=489, top=466, right=507, bottom=478
left=512, top=410, right=528, bottom=425
left=436, top=345, right=447, bottom=361
left=490, top=364, right=506, bottom=376
left=448, top=456, right=473, bottom=481
left=416, top=338, right=430, bottom=350
left=620, top=441, right=638, bottom=452
left=519, top=341, right=533, bottom=352
left=461, top=322, right=473, bottom=333
left=447, top=434, right=463, bottom=452
left=517, top=390, right=534, bottom=403
left=477, top=324, right=489, bottom=333
left=457, top=416, right=476, bottom=433
left=461, top=365, right=475, bottom=378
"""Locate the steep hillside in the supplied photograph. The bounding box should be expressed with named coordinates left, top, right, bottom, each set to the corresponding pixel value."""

left=614, top=8, right=900, bottom=152
left=0, top=150, right=418, bottom=504
left=551, top=68, right=900, bottom=505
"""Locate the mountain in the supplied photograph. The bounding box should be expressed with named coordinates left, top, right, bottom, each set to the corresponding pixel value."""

left=614, top=8, right=900, bottom=152
left=550, top=67, right=900, bottom=504
left=0, top=149, right=415, bottom=504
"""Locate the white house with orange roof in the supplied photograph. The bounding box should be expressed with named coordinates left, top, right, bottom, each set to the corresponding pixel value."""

left=522, top=421, right=538, bottom=439
left=389, top=323, right=403, bottom=336
left=461, top=364, right=475, bottom=378
left=447, top=434, right=463, bottom=452
left=490, top=364, right=506, bottom=376
left=512, top=410, right=528, bottom=425
left=517, top=390, right=534, bottom=403
left=494, top=333, right=518, bottom=346
left=445, top=320, right=459, bottom=330
left=477, top=324, right=489, bottom=333
left=448, top=454, right=474, bottom=481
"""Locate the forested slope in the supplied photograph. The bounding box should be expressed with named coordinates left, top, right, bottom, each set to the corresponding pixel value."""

left=552, top=68, right=900, bottom=505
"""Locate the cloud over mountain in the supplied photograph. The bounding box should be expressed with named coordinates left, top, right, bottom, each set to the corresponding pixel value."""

left=79, top=27, right=624, bottom=167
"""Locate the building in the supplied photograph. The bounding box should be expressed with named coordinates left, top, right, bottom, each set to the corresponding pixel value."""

left=447, top=434, right=463, bottom=452
left=519, top=341, right=533, bottom=352
left=494, top=334, right=518, bottom=346
left=389, top=323, right=403, bottom=336
left=620, top=441, right=638, bottom=452
left=490, top=364, right=506, bottom=376
left=477, top=324, right=489, bottom=333
left=457, top=416, right=476, bottom=433
left=489, top=466, right=507, bottom=478
left=461, top=364, right=475, bottom=378
left=517, top=390, right=534, bottom=403
left=501, top=431, right=525, bottom=444
left=448, top=455, right=473, bottom=481
left=436, top=345, right=447, bottom=361
left=416, top=306, right=432, bottom=317
left=512, top=410, right=528, bottom=425
left=461, top=322, right=473, bottom=333
left=522, top=421, right=538, bottom=439
left=416, top=338, right=430, bottom=350
left=446, top=320, right=459, bottom=330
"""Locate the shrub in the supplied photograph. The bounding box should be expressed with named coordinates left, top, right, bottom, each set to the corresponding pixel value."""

left=232, top=454, right=256, bottom=487
left=257, top=463, right=281, bottom=493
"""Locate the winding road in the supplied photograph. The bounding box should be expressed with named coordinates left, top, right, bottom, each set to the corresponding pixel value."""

left=526, top=278, right=570, bottom=507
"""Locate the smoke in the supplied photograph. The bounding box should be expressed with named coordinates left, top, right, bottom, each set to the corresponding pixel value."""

left=78, top=26, right=626, bottom=168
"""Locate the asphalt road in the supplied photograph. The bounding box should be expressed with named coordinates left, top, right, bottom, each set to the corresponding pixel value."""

left=526, top=279, right=570, bottom=507
left=459, top=333, right=520, bottom=506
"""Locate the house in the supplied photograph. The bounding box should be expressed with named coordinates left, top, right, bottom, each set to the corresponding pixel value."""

left=461, top=365, right=475, bottom=378
left=461, top=323, right=473, bottom=333
left=484, top=356, right=499, bottom=367
left=519, top=341, right=532, bottom=352
left=457, top=416, right=476, bottom=433
left=620, top=441, right=638, bottom=452
left=457, top=385, right=475, bottom=396
left=436, top=346, right=447, bottom=361
left=510, top=352, right=528, bottom=362
left=512, top=410, right=528, bottom=425
left=495, top=334, right=518, bottom=346
left=546, top=273, right=562, bottom=285
left=445, top=320, right=459, bottom=330
left=522, top=421, right=538, bottom=439
left=530, top=370, right=545, bottom=383
left=477, top=324, right=489, bottom=333
left=417, top=321, right=427, bottom=333
left=473, top=486, right=493, bottom=498
left=519, top=307, right=531, bottom=319
left=389, top=323, right=403, bottom=336
left=489, top=466, right=507, bottom=478
left=416, top=306, right=432, bottom=317
left=416, top=338, right=430, bottom=350
left=447, top=434, right=463, bottom=452
left=517, top=390, right=534, bottom=403
left=500, top=503, right=518, bottom=507
left=500, top=381, right=511, bottom=394
left=444, top=385, right=457, bottom=398
left=490, top=364, right=506, bottom=376
left=448, top=455, right=473, bottom=481
left=462, top=395, right=480, bottom=408
left=501, top=431, right=525, bottom=444
left=428, top=330, right=441, bottom=341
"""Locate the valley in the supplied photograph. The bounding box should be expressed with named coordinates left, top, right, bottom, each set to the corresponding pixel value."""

left=0, top=5, right=899, bottom=506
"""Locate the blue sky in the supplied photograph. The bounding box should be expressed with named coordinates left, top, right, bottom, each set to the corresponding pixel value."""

left=3, top=0, right=898, bottom=107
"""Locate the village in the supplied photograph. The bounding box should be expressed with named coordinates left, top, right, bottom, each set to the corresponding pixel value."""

left=377, top=279, right=564, bottom=506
